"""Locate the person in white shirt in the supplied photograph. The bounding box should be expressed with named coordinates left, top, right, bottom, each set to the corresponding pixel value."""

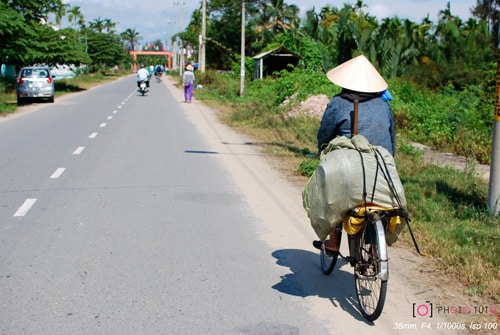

left=137, top=64, right=150, bottom=89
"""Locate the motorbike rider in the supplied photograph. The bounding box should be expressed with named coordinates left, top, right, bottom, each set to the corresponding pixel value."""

left=137, top=64, right=151, bottom=89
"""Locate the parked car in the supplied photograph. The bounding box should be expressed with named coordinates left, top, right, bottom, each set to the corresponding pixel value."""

left=16, top=66, right=55, bottom=104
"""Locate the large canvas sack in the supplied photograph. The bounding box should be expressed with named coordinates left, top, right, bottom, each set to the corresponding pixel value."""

left=303, top=135, right=407, bottom=240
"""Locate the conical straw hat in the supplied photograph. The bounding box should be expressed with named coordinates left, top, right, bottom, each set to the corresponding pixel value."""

left=326, top=55, right=388, bottom=93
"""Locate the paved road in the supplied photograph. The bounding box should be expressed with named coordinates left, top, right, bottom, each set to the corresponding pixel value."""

left=0, top=76, right=330, bottom=334
left=0, top=75, right=487, bottom=334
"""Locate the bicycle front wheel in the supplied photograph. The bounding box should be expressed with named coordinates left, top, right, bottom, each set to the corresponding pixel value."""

left=354, top=219, right=388, bottom=321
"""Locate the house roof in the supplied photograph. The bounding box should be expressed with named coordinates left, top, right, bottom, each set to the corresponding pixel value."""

left=253, top=46, right=301, bottom=60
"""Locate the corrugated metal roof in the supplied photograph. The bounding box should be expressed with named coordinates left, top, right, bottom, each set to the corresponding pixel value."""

left=253, top=46, right=300, bottom=60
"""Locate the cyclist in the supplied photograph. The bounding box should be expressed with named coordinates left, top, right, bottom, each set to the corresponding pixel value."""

left=154, top=64, right=164, bottom=82
left=313, top=55, right=395, bottom=254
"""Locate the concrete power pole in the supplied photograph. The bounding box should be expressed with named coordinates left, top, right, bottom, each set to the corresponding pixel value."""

left=240, top=0, right=245, bottom=97
left=200, top=0, right=206, bottom=73
left=488, top=50, right=500, bottom=214
left=175, top=1, right=185, bottom=77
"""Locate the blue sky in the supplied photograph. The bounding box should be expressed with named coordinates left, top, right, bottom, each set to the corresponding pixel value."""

left=61, top=0, right=475, bottom=47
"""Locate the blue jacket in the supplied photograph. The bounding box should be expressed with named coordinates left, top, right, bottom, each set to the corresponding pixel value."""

left=317, top=93, right=395, bottom=156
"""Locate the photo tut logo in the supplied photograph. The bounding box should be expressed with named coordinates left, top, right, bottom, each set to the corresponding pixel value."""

left=413, top=301, right=433, bottom=318
left=413, top=301, right=499, bottom=318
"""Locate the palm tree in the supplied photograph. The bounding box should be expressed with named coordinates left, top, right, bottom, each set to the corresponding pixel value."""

left=89, top=17, right=105, bottom=32
left=121, top=28, right=141, bottom=51
left=54, top=3, right=69, bottom=28
left=255, top=0, right=300, bottom=40
left=301, top=8, right=320, bottom=40
left=104, top=18, right=116, bottom=33
left=67, top=6, right=84, bottom=31
left=353, top=0, right=367, bottom=14
left=434, top=3, right=463, bottom=64
left=471, top=0, right=499, bottom=46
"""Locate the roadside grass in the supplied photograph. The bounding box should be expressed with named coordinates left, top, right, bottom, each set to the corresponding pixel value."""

left=397, top=143, right=500, bottom=301
left=0, top=70, right=129, bottom=116
left=195, top=71, right=500, bottom=302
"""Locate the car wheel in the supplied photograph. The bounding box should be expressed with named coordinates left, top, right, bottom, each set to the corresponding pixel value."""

left=17, top=95, right=23, bottom=105
left=49, top=96, right=54, bottom=103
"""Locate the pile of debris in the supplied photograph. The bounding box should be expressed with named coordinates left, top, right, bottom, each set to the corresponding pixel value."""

left=282, top=94, right=330, bottom=120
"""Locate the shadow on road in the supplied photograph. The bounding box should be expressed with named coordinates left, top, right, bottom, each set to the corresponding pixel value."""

left=271, top=249, right=374, bottom=325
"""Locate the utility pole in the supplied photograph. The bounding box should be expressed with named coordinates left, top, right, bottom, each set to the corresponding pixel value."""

left=240, top=0, right=245, bottom=97
left=166, top=20, right=175, bottom=52
left=175, top=1, right=185, bottom=76
left=489, top=47, right=500, bottom=214
left=200, top=0, right=206, bottom=73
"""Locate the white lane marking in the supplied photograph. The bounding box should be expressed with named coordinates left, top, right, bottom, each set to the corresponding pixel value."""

left=89, top=132, right=98, bottom=139
left=13, top=198, right=37, bottom=217
left=99, top=123, right=106, bottom=128
left=50, top=167, right=66, bottom=179
left=107, top=116, right=113, bottom=120
left=73, top=146, right=85, bottom=155
left=117, top=105, right=122, bottom=109
left=113, top=110, right=118, bottom=114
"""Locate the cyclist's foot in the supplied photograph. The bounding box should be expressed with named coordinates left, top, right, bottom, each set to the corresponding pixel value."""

left=313, top=240, right=322, bottom=250
left=313, top=240, right=338, bottom=257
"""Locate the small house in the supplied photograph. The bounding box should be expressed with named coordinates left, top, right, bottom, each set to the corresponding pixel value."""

left=253, top=46, right=301, bottom=80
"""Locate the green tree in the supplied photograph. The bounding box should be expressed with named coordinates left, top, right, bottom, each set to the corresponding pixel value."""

left=301, top=8, right=320, bottom=40
left=278, top=29, right=325, bottom=71
left=255, top=0, right=300, bottom=38
left=181, top=8, right=203, bottom=61
left=53, top=2, right=68, bottom=28
left=205, top=0, right=255, bottom=69
left=84, top=29, right=127, bottom=72
left=67, top=5, right=84, bottom=31
left=0, top=2, right=30, bottom=65
left=376, top=17, right=421, bottom=78
left=88, top=17, right=105, bottom=32
left=472, top=0, right=500, bottom=41
left=4, top=0, right=64, bottom=22
left=1, top=0, right=89, bottom=67
left=28, top=25, right=89, bottom=65
left=103, top=18, right=116, bottom=33
left=121, top=28, right=141, bottom=51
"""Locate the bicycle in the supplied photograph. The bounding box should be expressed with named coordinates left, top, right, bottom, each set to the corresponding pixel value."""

left=319, top=204, right=410, bottom=321
left=155, top=72, right=162, bottom=83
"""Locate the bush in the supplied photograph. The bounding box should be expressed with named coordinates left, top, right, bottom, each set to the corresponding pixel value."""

left=298, top=157, right=320, bottom=177
left=388, top=78, right=493, bottom=164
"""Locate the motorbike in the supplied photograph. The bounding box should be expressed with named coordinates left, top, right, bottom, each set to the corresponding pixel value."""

left=138, top=80, right=148, bottom=96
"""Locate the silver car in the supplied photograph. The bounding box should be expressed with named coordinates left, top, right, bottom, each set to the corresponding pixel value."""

left=16, top=66, right=55, bottom=104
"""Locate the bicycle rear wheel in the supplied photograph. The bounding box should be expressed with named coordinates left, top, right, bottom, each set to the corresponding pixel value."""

left=354, top=219, right=388, bottom=321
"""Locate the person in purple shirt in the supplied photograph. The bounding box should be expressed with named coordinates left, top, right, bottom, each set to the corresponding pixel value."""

left=183, top=64, right=195, bottom=103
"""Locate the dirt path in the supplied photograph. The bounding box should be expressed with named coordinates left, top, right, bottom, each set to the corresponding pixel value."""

left=413, top=142, right=491, bottom=181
